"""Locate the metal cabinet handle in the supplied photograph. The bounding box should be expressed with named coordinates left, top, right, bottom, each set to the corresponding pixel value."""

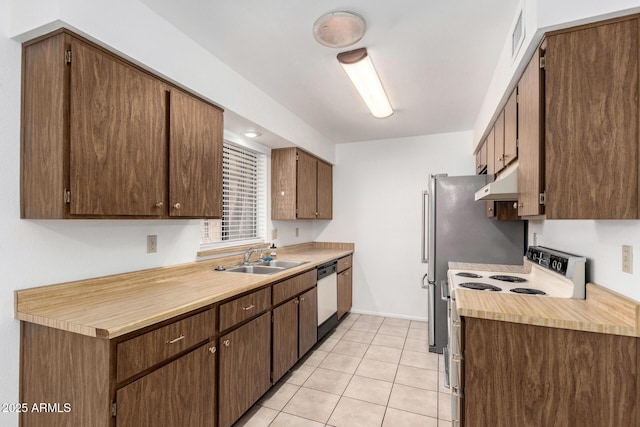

left=223, top=339, right=230, bottom=347
left=155, top=201, right=164, bottom=208
left=300, top=297, right=305, bottom=301
left=173, top=202, right=182, bottom=210
left=166, top=334, right=185, bottom=344
left=241, top=304, right=255, bottom=311
left=208, top=346, right=217, bottom=354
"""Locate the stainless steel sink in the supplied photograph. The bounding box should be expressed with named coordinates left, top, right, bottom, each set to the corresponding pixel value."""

left=222, top=259, right=309, bottom=274
left=257, top=260, right=309, bottom=269
left=225, top=265, right=285, bottom=275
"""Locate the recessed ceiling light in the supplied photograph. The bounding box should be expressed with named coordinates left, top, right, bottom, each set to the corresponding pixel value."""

left=313, top=11, right=366, bottom=48
left=244, top=131, right=262, bottom=138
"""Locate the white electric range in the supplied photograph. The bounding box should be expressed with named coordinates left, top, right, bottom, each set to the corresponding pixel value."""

left=444, top=246, right=587, bottom=426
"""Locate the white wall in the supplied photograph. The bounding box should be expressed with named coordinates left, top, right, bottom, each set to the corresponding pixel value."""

left=315, top=131, right=475, bottom=320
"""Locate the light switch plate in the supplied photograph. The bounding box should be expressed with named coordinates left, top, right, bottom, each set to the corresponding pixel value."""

left=147, top=235, right=157, bottom=253
left=622, top=245, right=633, bottom=274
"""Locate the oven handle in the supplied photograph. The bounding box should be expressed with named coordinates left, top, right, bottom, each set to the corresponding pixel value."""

left=441, top=279, right=449, bottom=301
left=443, top=346, right=450, bottom=388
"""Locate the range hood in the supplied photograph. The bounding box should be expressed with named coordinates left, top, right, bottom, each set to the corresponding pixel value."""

left=474, top=163, right=518, bottom=201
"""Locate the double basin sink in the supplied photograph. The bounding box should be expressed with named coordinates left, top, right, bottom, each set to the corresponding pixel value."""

left=225, top=260, right=308, bottom=275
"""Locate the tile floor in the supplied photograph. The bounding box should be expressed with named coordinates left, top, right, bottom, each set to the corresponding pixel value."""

left=234, top=314, right=452, bottom=427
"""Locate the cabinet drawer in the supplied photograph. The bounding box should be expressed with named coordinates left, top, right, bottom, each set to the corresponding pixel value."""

left=272, top=270, right=316, bottom=306
left=117, top=308, right=215, bottom=382
left=337, top=255, right=352, bottom=273
left=219, top=287, right=271, bottom=331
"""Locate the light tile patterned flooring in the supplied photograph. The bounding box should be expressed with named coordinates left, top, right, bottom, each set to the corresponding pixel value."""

left=234, top=314, right=452, bottom=427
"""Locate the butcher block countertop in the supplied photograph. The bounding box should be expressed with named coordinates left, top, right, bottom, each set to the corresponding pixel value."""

left=15, top=242, right=353, bottom=340
left=449, top=262, right=640, bottom=337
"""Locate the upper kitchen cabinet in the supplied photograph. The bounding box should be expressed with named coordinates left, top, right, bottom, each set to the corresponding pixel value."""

left=20, top=29, right=223, bottom=219
left=502, top=89, right=518, bottom=171
left=169, top=89, right=223, bottom=218
left=517, top=43, right=545, bottom=217
left=544, top=16, right=639, bottom=219
left=475, top=139, right=487, bottom=174
left=271, top=147, right=333, bottom=220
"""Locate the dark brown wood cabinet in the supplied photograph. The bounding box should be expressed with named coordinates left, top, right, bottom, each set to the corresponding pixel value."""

left=272, top=298, right=299, bottom=382
left=507, top=15, right=640, bottom=219
left=337, top=255, right=353, bottom=320
left=219, top=312, right=271, bottom=427
left=271, top=271, right=318, bottom=382
left=544, top=17, right=639, bottom=219
left=271, top=147, right=333, bottom=220
left=517, top=44, right=545, bottom=217
left=21, top=29, right=223, bottom=219
left=116, top=343, right=217, bottom=427
left=20, top=308, right=217, bottom=427
left=169, top=89, right=223, bottom=218
left=463, top=317, right=637, bottom=426
left=298, top=287, right=318, bottom=356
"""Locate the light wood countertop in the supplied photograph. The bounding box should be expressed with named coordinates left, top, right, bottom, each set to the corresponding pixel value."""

left=15, top=242, right=354, bottom=339
left=449, top=261, right=640, bottom=337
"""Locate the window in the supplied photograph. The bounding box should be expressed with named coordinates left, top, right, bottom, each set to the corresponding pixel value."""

left=200, top=141, right=267, bottom=249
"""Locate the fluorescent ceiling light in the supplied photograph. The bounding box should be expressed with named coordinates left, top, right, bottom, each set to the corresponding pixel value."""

left=337, top=48, right=393, bottom=118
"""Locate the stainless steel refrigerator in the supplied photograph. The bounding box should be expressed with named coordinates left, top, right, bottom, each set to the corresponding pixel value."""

left=422, top=174, right=526, bottom=353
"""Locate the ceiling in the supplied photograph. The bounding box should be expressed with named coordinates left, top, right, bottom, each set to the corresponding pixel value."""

left=141, top=0, right=519, bottom=144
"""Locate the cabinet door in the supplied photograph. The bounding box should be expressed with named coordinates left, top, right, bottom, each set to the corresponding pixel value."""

left=69, top=38, right=167, bottom=216
left=316, top=160, right=333, bottom=219
left=503, top=89, right=518, bottom=168
left=219, top=312, right=271, bottom=427
left=337, top=269, right=352, bottom=319
left=272, top=299, right=299, bottom=383
left=296, top=150, right=317, bottom=219
left=545, top=18, right=639, bottom=219
left=494, top=110, right=505, bottom=173
left=486, top=126, right=496, bottom=178
left=298, top=287, right=318, bottom=357
left=476, top=140, right=487, bottom=174
left=169, top=89, right=223, bottom=218
left=517, top=46, right=545, bottom=216
left=116, top=343, right=216, bottom=427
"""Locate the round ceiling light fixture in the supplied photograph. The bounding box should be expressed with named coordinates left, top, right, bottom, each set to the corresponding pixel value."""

left=244, top=131, right=262, bottom=138
left=313, top=11, right=366, bottom=48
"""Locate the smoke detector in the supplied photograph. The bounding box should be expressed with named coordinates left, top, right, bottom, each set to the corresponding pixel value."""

left=313, top=11, right=366, bottom=48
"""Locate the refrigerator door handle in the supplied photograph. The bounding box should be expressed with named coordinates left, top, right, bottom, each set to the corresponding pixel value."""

left=421, top=190, right=429, bottom=263
left=426, top=175, right=437, bottom=282
left=428, top=281, right=436, bottom=346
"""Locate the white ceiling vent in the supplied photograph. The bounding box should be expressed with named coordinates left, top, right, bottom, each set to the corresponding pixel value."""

left=512, top=9, right=524, bottom=59
left=313, top=11, right=366, bottom=48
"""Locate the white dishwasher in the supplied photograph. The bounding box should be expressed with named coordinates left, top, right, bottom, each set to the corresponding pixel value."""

left=316, top=260, right=338, bottom=341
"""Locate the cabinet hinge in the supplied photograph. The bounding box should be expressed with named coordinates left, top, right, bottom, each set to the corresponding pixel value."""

left=111, top=402, right=117, bottom=417
left=539, top=192, right=546, bottom=205
left=65, top=49, right=72, bottom=65
left=539, top=55, right=546, bottom=69
left=64, top=189, right=71, bottom=204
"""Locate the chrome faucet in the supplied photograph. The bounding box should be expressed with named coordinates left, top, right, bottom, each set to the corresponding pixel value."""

left=243, top=246, right=265, bottom=264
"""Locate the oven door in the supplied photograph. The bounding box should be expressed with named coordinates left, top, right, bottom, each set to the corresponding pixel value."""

left=448, top=291, right=463, bottom=426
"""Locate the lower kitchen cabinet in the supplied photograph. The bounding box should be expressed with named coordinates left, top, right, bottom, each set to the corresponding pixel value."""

left=272, top=286, right=318, bottom=383
left=463, top=317, right=637, bottom=426
left=298, top=287, right=318, bottom=356
left=337, top=268, right=352, bottom=319
left=218, top=312, right=271, bottom=427
left=272, top=298, right=299, bottom=382
left=116, top=342, right=216, bottom=427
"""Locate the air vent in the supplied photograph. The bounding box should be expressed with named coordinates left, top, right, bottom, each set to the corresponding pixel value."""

left=512, top=9, right=524, bottom=59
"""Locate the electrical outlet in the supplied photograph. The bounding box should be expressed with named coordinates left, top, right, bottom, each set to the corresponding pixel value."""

left=271, top=228, right=278, bottom=240
left=622, top=245, right=633, bottom=274
left=147, top=235, right=157, bottom=253
left=532, top=232, right=538, bottom=246
left=295, top=227, right=299, bottom=237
